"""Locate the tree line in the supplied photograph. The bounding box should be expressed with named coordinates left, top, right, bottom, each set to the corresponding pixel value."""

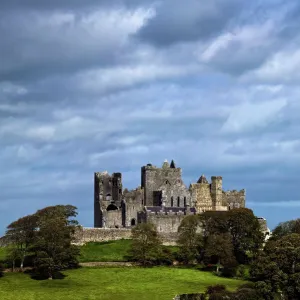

left=130, top=209, right=300, bottom=299
left=0, top=205, right=80, bottom=279
left=1, top=204, right=300, bottom=300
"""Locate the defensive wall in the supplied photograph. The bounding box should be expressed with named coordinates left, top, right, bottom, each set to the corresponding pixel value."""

left=73, top=226, right=178, bottom=246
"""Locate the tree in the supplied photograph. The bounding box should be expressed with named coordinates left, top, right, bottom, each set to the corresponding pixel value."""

left=271, top=219, right=300, bottom=240
left=200, top=208, right=264, bottom=264
left=5, top=214, right=38, bottom=270
left=200, top=211, right=229, bottom=238
left=177, top=215, right=203, bottom=263
left=129, top=223, right=163, bottom=266
left=251, top=233, right=300, bottom=299
left=204, top=233, right=236, bottom=274
left=227, top=208, right=264, bottom=264
left=32, top=205, right=80, bottom=279
left=6, top=247, right=22, bottom=272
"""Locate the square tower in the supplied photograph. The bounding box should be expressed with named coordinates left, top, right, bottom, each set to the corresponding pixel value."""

left=141, top=160, right=190, bottom=207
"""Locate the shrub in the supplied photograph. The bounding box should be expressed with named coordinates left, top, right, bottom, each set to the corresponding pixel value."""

left=0, top=263, right=4, bottom=277
left=205, top=285, right=227, bottom=295
left=235, top=264, right=248, bottom=279
left=155, top=247, right=174, bottom=266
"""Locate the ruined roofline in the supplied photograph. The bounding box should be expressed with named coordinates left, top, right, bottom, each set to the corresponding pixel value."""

left=222, top=189, right=246, bottom=194
left=95, top=171, right=110, bottom=176
left=143, top=164, right=181, bottom=170
left=94, top=171, right=122, bottom=177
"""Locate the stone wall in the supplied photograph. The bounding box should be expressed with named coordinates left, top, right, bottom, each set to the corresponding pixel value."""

left=223, top=189, right=246, bottom=208
left=190, top=182, right=213, bottom=212
left=190, top=176, right=227, bottom=212
left=73, top=227, right=132, bottom=244
left=145, top=213, right=187, bottom=233
left=94, top=171, right=123, bottom=227
left=141, top=161, right=190, bottom=207
left=123, top=187, right=144, bottom=227
left=103, top=210, right=123, bottom=228
left=73, top=227, right=179, bottom=245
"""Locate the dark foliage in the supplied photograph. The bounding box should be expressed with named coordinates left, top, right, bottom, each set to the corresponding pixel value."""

left=4, top=205, right=80, bottom=279
left=271, top=218, right=300, bottom=240
left=250, top=233, right=300, bottom=299
left=177, top=215, right=203, bottom=264
left=0, top=263, right=4, bottom=277
left=200, top=208, right=264, bottom=265
left=129, top=223, right=165, bottom=266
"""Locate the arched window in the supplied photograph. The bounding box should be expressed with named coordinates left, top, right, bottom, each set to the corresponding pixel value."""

left=106, top=193, right=112, bottom=201
left=184, top=197, right=186, bottom=207
left=107, top=204, right=118, bottom=211
left=131, top=219, right=136, bottom=226
left=171, top=196, right=174, bottom=207
left=177, top=197, right=180, bottom=207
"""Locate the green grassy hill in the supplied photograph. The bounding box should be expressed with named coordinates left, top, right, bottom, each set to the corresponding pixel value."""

left=79, top=239, right=179, bottom=262
left=0, top=267, right=246, bottom=300
left=79, top=239, right=132, bottom=262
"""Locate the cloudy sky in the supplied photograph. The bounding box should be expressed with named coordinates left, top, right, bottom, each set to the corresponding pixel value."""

left=1, top=0, right=300, bottom=234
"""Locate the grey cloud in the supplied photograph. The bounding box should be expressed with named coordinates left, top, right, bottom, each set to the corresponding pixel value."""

left=0, top=0, right=152, bottom=11
left=136, top=0, right=244, bottom=46
left=196, top=1, right=300, bottom=76
left=1, top=1, right=300, bottom=235
left=0, top=7, right=150, bottom=81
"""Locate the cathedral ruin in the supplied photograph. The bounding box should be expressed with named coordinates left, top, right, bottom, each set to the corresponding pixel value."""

left=94, top=159, right=246, bottom=233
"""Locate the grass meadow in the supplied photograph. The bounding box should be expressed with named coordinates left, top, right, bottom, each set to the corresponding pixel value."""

left=0, top=240, right=245, bottom=299
left=0, top=267, right=246, bottom=300
left=79, top=239, right=179, bottom=262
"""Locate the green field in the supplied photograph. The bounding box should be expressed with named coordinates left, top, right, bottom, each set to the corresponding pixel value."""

left=1, top=240, right=178, bottom=263
left=0, top=241, right=133, bottom=264
left=79, top=240, right=132, bottom=262
left=0, top=267, right=246, bottom=300
left=79, top=240, right=179, bottom=262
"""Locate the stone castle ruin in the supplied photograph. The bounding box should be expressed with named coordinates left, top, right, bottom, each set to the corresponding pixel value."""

left=94, top=159, right=247, bottom=233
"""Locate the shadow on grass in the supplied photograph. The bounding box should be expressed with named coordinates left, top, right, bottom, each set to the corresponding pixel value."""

left=24, top=269, right=68, bottom=281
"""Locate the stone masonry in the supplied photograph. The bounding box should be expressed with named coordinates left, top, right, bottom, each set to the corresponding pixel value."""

left=94, top=159, right=247, bottom=233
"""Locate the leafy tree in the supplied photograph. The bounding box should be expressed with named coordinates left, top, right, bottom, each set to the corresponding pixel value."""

left=271, top=219, right=300, bottom=240
left=177, top=215, right=203, bottom=263
left=204, top=233, right=236, bottom=274
left=200, top=211, right=229, bottom=238
left=32, top=205, right=80, bottom=279
left=227, top=208, right=264, bottom=264
left=251, top=233, right=300, bottom=299
left=129, top=223, right=163, bottom=266
left=6, top=247, right=22, bottom=272
left=5, top=214, right=38, bottom=270
left=200, top=208, right=264, bottom=264
left=4, top=205, right=80, bottom=279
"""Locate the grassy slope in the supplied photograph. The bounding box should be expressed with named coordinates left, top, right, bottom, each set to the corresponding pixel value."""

left=0, top=267, right=246, bottom=300
left=79, top=240, right=179, bottom=262
left=1, top=240, right=178, bottom=263
left=79, top=240, right=132, bottom=262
